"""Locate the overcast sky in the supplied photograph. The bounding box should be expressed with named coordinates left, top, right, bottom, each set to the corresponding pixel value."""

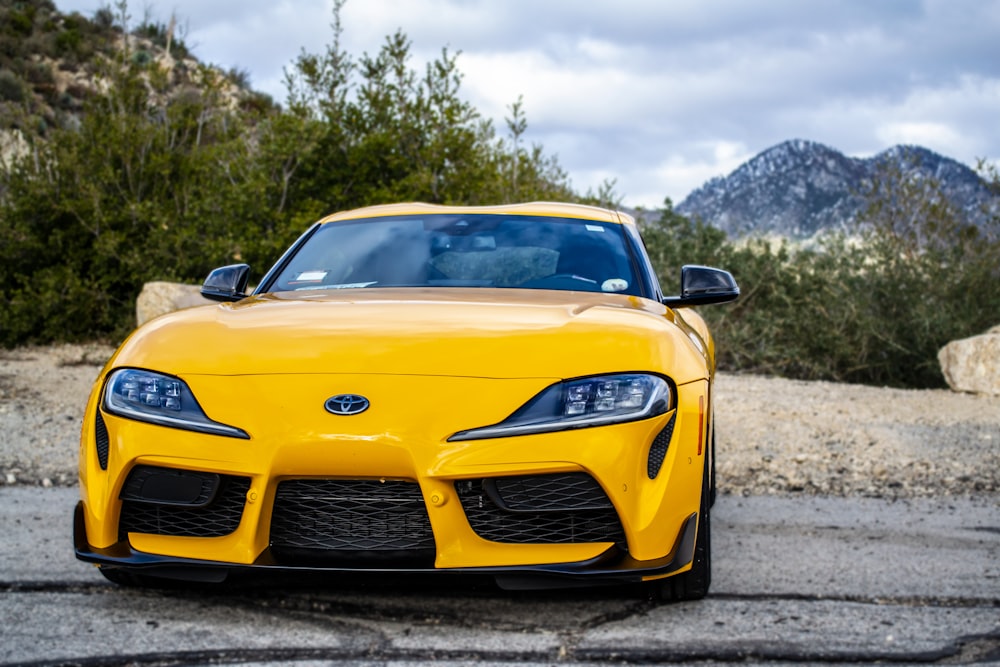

left=55, top=0, right=1000, bottom=209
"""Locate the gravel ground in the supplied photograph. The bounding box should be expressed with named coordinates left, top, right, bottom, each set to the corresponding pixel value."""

left=1, top=343, right=998, bottom=498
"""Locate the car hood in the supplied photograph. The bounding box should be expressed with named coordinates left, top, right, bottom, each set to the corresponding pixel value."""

left=110, top=288, right=708, bottom=382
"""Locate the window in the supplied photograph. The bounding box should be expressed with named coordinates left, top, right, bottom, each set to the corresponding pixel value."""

left=270, top=214, right=640, bottom=296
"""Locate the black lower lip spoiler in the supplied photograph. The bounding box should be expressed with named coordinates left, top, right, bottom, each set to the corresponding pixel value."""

left=74, top=502, right=696, bottom=588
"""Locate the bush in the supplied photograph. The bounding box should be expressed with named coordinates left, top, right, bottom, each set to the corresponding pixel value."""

left=641, top=167, right=1000, bottom=389
left=1, top=3, right=993, bottom=389
left=0, top=69, right=24, bottom=101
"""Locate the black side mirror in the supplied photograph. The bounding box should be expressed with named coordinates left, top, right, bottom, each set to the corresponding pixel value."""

left=201, top=264, right=251, bottom=303
left=662, top=265, right=740, bottom=307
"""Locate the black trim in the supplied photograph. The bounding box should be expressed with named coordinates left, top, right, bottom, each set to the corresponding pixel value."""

left=120, top=465, right=221, bottom=507
left=201, top=263, right=251, bottom=302
left=662, top=265, right=740, bottom=307
left=647, top=413, right=676, bottom=479
left=252, top=221, right=322, bottom=295
left=94, top=409, right=109, bottom=470
left=75, top=501, right=697, bottom=587
left=621, top=220, right=661, bottom=301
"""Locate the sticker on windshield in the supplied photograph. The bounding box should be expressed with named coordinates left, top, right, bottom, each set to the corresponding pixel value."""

left=602, top=278, right=629, bottom=293
left=295, top=282, right=377, bottom=291
left=585, top=225, right=605, bottom=232
left=290, top=270, right=328, bottom=284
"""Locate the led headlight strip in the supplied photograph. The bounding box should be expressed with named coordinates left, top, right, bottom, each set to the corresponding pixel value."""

left=103, top=368, right=249, bottom=439
left=449, top=373, right=671, bottom=441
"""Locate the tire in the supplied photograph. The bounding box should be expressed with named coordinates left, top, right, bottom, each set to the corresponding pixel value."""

left=709, top=429, right=717, bottom=508
left=651, top=453, right=712, bottom=602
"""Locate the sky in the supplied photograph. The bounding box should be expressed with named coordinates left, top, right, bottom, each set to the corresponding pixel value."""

left=55, top=0, right=1000, bottom=209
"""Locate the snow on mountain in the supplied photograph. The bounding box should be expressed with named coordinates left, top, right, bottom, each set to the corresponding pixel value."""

left=674, top=139, right=994, bottom=238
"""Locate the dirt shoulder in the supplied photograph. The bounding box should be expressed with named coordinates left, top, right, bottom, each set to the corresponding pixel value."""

left=1, top=344, right=998, bottom=497
left=0, top=344, right=113, bottom=486
left=715, top=373, right=999, bottom=498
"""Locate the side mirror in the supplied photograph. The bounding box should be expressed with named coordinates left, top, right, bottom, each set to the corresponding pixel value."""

left=662, top=265, right=740, bottom=307
left=201, top=264, right=251, bottom=303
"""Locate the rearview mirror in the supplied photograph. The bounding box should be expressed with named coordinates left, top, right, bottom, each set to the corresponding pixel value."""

left=662, top=265, right=739, bottom=307
left=201, top=264, right=250, bottom=302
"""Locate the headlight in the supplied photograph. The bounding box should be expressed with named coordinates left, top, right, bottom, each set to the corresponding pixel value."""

left=449, top=373, right=671, bottom=441
left=103, top=369, right=249, bottom=439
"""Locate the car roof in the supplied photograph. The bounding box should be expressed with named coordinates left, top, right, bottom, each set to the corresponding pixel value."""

left=317, top=202, right=636, bottom=226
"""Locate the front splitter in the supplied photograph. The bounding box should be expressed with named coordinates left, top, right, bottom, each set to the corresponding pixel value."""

left=74, top=502, right=696, bottom=589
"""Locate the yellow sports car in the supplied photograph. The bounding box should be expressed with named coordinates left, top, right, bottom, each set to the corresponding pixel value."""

left=74, top=202, right=738, bottom=600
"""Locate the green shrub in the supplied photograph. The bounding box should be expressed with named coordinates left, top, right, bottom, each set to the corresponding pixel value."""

left=1, top=3, right=994, bottom=391
left=54, top=27, right=82, bottom=57
left=130, top=49, right=151, bottom=67
left=641, top=170, right=1000, bottom=389
left=0, top=69, right=24, bottom=101
left=8, top=10, right=34, bottom=37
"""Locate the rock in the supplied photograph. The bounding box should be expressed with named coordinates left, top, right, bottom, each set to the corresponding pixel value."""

left=938, top=325, right=1000, bottom=395
left=136, top=282, right=215, bottom=326
left=0, top=129, right=30, bottom=169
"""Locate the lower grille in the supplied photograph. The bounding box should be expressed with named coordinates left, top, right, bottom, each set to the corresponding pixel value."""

left=456, top=473, right=625, bottom=545
left=119, top=469, right=250, bottom=538
left=269, top=480, right=435, bottom=555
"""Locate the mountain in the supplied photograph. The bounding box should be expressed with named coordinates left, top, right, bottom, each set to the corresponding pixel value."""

left=675, top=139, right=995, bottom=238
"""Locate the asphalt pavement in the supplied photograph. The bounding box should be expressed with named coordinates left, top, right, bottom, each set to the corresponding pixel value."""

left=1, top=487, right=998, bottom=666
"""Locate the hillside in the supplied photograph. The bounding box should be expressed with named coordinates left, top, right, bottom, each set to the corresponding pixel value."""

left=676, top=139, right=996, bottom=238
left=0, top=0, right=267, bottom=166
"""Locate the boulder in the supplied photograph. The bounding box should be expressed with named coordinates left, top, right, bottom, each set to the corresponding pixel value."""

left=136, top=282, right=215, bottom=326
left=938, top=325, right=1000, bottom=395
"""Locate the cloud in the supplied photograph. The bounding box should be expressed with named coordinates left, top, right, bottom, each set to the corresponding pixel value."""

left=53, top=0, right=1000, bottom=207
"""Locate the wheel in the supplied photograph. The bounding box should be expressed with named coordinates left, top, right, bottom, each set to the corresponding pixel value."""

left=651, top=452, right=712, bottom=602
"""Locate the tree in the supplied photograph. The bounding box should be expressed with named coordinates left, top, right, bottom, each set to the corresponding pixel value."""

left=846, top=153, right=1000, bottom=386
left=0, top=0, right=591, bottom=347
left=0, top=14, right=246, bottom=344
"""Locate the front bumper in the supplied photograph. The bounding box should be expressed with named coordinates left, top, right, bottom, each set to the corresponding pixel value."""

left=74, top=501, right=696, bottom=588
left=78, top=371, right=710, bottom=582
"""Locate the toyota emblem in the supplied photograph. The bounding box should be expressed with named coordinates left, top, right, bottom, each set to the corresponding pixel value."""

left=324, top=394, right=370, bottom=415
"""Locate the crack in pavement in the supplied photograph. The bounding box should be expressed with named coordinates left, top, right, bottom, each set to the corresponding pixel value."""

left=9, top=647, right=555, bottom=667
left=711, top=592, right=1000, bottom=608
left=8, top=630, right=1000, bottom=667
left=5, top=581, right=999, bottom=666
left=4, top=580, right=997, bottom=610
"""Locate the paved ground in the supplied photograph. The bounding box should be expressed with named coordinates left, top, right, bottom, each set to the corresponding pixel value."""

left=3, top=346, right=999, bottom=664
left=2, top=487, right=997, bottom=666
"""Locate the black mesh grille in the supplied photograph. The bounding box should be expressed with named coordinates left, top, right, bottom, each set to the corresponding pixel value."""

left=95, top=410, right=109, bottom=470
left=647, top=413, right=677, bottom=479
left=270, top=479, right=435, bottom=552
left=119, top=470, right=250, bottom=538
left=456, top=473, right=625, bottom=545
left=120, top=465, right=220, bottom=506
left=488, top=473, right=616, bottom=511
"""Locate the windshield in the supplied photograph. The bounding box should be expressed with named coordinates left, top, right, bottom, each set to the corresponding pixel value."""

left=268, top=214, right=642, bottom=297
